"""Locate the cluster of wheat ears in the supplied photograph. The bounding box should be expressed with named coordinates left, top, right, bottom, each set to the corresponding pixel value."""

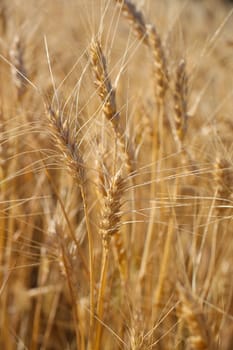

left=0, top=0, right=232, bottom=349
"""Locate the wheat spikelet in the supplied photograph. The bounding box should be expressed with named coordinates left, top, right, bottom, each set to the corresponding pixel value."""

left=101, top=173, right=128, bottom=281
left=214, top=156, right=233, bottom=202
left=147, top=24, right=169, bottom=104
left=177, top=283, right=216, bottom=350
left=114, top=0, right=148, bottom=45
left=90, top=39, right=119, bottom=130
left=174, top=59, right=188, bottom=144
left=97, top=160, right=127, bottom=273
left=46, top=105, right=85, bottom=185
left=98, top=169, right=125, bottom=249
left=10, top=35, right=28, bottom=100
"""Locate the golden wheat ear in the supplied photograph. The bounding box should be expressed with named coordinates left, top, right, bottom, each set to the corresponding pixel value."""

left=174, top=59, right=189, bottom=145
left=177, top=283, right=217, bottom=350
left=94, top=156, right=127, bottom=349
left=89, top=39, right=119, bottom=130
left=44, top=101, right=95, bottom=333
left=147, top=24, right=169, bottom=105
left=114, top=0, right=148, bottom=44
left=89, top=38, right=135, bottom=174
left=96, top=159, right=127, bottom=279
left=114, top=0, right=169, bottom=105
left=45, top=104, right=85, bottom=185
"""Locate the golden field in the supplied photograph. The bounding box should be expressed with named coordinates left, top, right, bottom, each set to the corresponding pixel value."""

left=0, top=0, right=232, bottom=349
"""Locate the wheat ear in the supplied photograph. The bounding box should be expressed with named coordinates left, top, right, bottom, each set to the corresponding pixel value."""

left=97, top=163, right=127, bottom=282
left=177, top=283, right=216, bottom=350
left=95, top=166, right=126, bottom=350
left=114, top=3, right=170, bottom=289
left=214, top=156, right=233, bottom=204
left=147, top=24, right=169, bottom=106
left=114, top=0, right=148, bottom=44
left=10, top=35, right=28, bottom=101
left=90, top=39, right=135, bottom=173
left=45, top=104, right=95, bottom=333
left=114, top=1, right=168, bottom=105
left=173, top=59, right=188, bottom=147
left=46, top=106, right=85, bottom=184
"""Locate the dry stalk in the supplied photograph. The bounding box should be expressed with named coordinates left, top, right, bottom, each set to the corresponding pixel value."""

left=152, top=212, right=175, bottom=320
left=203, top=157, right=233, bottom=299
left=44, top=168, right=89, bottom=278
left=58, top=229, right=81, bottom=349
left=0, top=107, right=7, bottom=194
left=177, top=283, right=216, bottom=350
left=0, top=106, right=7, bottom=329
left=139, top=25, right=169, bottom=291
left=30, top=247, right=50, bottom=350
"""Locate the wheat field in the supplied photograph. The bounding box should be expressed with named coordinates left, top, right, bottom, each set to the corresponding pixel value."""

left=0, top=0, right=232, bottom=349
